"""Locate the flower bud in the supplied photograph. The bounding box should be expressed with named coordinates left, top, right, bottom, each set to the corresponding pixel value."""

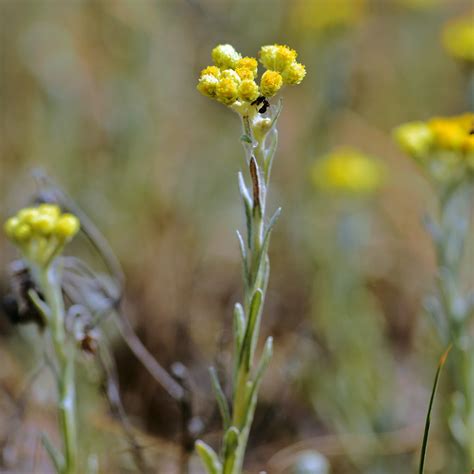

left=236, top=57, right=258, bottom=76
left=55, top=214, right=80, bottom=240
left=31, top=213, right=56, bottom=236
left=4, top=217, right=20, bottom=239
left=238, top=80, right=259, bottom=102
left=282, top=62, right=306, bottom=85
left=197, top=74, right=219, bottom=98
left=211, top=44, right=241, bottom=69
left=216, top=78, right=238, bottom=105
left=260, top=70, right=283, bottom=97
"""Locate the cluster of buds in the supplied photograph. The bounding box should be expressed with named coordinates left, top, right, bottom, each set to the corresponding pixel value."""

left=197, top=43, right=305, bottom=113
left=394, top=113, right=474, bottom=182
left=442, top=13, right=474, bottom=63
left=4, top=204, right=80, bottom=267
left=311, top=147, right=384, bottom=195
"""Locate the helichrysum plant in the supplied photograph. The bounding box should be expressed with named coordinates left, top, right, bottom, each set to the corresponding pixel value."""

left=4, top=204, right=80, bottom=474
left=394, top=113, right=474, bottom=471
left=195, top=43, right=305, bottom=474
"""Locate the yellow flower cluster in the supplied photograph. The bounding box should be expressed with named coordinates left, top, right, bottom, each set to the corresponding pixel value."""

left=4, top=204, right=80, bottom=266
left=311, top=148, right=384, bottom=195
left=442, top=13, right=474, bottom=63
left=394, top=113, right=474, bottom=180
left=197, top=44, right=305, bottom=109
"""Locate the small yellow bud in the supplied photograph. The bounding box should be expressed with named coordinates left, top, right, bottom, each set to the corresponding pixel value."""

left=260, top=70, right=283, bottom=97
left=211, top=44, right=241, bottom=69
left=13, top=223, right=32, bottom=242
left=220, top=69, right=241, bottom=85
left=236, top=57, right=258, bottom=76
left=215, top=78, right=238, bottom=105
left=394, top=121, right=434, bottom=157
left=38, top=203, right=61, bottom=218
left=236, top=67, right=254, bottom=80
left=238, top=80, right=260, bottom=102
left=260, top=45, right=297, bottom=72
left=200, top=66, right=221, bottom=78
left=274, top=45, right=297, bottom=72
left=197, top=74, right=219, bottom=98
left=282, top=62, right=306, bottom=85
left=259, top=45, right=278, bottom=70
left=18, top=207, right=39, bottom=225
left=31, top=213, right=56, bottom=236
left=55, top=214, right=80, bottom=240
left=4, top=217, right=20, bottom=239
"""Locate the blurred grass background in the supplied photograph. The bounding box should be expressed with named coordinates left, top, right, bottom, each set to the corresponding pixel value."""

left=0, top=0, right=473, bottom=472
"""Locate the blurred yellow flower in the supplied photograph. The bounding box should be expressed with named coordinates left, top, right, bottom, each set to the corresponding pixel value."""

left=394, top=113, right=474, bottom=180
left=291, top=0, right=366, bottom=34
left=442, top=13, right=474, bottom=63
left=4, top=204, right=80, bottom=267
left=311, top=148, right=384, bottom=195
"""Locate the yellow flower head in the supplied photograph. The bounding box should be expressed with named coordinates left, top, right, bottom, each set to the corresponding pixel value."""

left=237, top=57, right=258, bottom=77
left=429, top=117, right=466, bottom=150
left=393, top=121, right=434, bottom=157
left=442, top=13, right=474, bottom=63
left=394, top=113, right=474, bottom=182
left=259, top=44, right=297, bottom=72
left=311, top=148, right=384, bottom=195
left=215, top=78, right=239, bottom=105
left=211, top=44, right=242, bottom=69
left=4, top=204, right=80, bottom=267
left=197, top=74, right=219, bottom=98
left=220, top=69, right=241, bottom=85
left=236, top=67, right=254, bottom=81
left=282, top=62, right=306, bottom=85
left=200, top=66, right=221, bottom=79
left=260, top=70, right=283, bottom=97
left=238, top=80, right=260, bottom=103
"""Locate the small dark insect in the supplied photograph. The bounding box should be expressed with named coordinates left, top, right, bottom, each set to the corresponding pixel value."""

left=1, top=260, right=45, bottom=328
left=80, top=326, right=100, bottom=354
left=251, top=95, right=270, bottom=114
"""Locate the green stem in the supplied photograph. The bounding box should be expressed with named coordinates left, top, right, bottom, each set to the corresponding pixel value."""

left=38, top=265, right=77, bottom=474
left=434, top=186, right=474, bottom=470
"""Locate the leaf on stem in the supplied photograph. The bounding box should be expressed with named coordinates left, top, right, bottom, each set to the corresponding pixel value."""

left=238, top=172, right=253, bottom=248
left=419, top=344, right=452, bottom=474
left=233, top=303, right=245, bottom=353
left=249, top=157, right=262, bottom=216
left=243, top=337, right=273, bottom=429
left=41, top=433, right=64, bottom=473
left=236, top=230, right=248, bottom=284
left=209, top=367, right=231, bottom=430
left=239, top=289, right=263, bottom=372
left=222, top=426, right=240, bottom=474
left=195, top=440, right=222, bottom=474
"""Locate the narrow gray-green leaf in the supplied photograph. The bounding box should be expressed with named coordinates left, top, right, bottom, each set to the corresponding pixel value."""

left=222, top=426, right=240, bottom=474
left=195, top=440, right=222, bottom=474
left=209, top=367, right=231, bottom=430
left=243, top=337, right=273, bottom=430
left=239, top=289, right=263, bottom=372
left=41, top=433, right=63, bottom=473
left=238, top=172, right=253, bottom=247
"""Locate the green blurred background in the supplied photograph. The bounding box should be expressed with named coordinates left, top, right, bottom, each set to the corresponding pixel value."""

left=0, top=0, right=473, bottom=472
